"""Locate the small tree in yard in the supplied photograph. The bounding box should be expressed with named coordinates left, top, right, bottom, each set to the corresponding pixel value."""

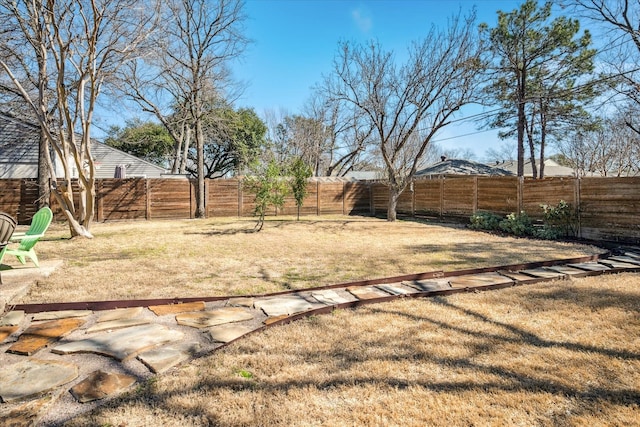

left=244, top=161, right=288, bottom=231
left=289, top=157, right=312, bottom=220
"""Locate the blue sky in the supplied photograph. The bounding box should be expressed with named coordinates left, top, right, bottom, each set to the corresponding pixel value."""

left=232, top=0, right=526, bottom=159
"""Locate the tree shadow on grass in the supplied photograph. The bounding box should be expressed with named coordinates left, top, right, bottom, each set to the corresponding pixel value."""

left=56, top=282, right=639, bottom=426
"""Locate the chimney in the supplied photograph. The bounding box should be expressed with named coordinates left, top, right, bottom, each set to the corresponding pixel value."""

left=441, top=155, right=446, bottom=162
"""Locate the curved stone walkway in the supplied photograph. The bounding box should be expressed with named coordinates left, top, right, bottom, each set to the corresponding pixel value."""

left=1, top=250, right=639, bottom=426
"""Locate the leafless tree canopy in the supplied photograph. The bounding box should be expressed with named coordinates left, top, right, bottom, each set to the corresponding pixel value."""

left=557, top=109, right=640, bottom=176
left=118, top=0, right=248, bottom=217
left=0, top=0, right=158, bottom=237
left=321, top=12, right=484, bottom=220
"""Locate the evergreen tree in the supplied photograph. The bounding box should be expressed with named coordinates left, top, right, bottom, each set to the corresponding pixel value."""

left=482, top=0, right=596, bottom=177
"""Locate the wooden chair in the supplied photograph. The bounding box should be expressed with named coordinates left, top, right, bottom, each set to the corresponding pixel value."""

left=6, top=206, right=53, bottom=268
left=0, top=212, right=17, bottom=285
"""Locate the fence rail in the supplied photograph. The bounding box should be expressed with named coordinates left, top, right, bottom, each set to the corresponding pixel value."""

left=1, top=176, right=638, bottom=243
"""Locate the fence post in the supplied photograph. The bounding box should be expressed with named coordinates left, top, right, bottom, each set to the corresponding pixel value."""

left=370, top=183, right=375, bottom=216
left=439, top=178, right=444, bottom=217
left=517, top=176, right=524, bottom=213
left=238, top=179, right=242, bottom=217
left=145, top=179, right=151, bottom=220
left=96, top=179, right=103, bottom=222
left=204, top=179, right=209, bottom=218
left=411, top=181, right=415, bottom=217
left=316, top=180, right=321, bottom=216
left=575, top=177, right=582, bottom=238
left=473, top=176, right=478, bottom=214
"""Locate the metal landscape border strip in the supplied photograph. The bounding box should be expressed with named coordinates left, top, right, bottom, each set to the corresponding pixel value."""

left=13, top=251, right=611, bottom=314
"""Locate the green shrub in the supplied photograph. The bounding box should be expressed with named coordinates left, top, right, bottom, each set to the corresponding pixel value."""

left=537, top=200, right=577, bottom=239
left=499, top=211, right=534, bottom=237
left=469, top=211, right=503, bottom=231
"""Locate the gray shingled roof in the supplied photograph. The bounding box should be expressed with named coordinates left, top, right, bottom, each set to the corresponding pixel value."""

left=415, top=159, right=513, bottom=177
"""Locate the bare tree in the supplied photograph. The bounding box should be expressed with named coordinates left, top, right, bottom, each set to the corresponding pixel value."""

left=484, top=141, right=516, bottom=164
left=567, top=1, right=640, bottom=134
left=557, top=111, right=640, bottom=176
left=0, top=0, right=157, bottom=237
left=118, top=0, right=248, bottom=218
left=322, top=12, right=484, bottom=220
left=306, top=93, right=377, bottom=177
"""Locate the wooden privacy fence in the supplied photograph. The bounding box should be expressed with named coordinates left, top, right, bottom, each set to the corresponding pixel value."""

left=0, top=176, right=638, bottom=243
left=0, top=178, right=372, bottom=223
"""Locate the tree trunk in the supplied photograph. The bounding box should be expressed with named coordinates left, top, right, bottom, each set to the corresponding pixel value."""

left=37, top=129, right=51, bottom=209
left=387, top=189, right=399, bottom=222
left=539, top=135, right=546, bottom=179
left=51, top=186, right=94, bottom=238
left=179, top=125, right=192, bottom=174
left=195, top=120, right=206, bottom=218
left=539, top=106, right=546, bottom=179
left=517, top=69, right=526, bottom=178
left=527, top=134, right=538, bottom=179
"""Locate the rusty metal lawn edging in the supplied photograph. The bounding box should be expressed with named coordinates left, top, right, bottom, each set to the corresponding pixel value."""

left=12, top=251, right=624, bottom=315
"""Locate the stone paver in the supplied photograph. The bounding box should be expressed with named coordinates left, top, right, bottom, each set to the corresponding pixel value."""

left=402, top=278, right=451, bottom=292
left=347, top=286, right=392, bottom=300
left=568, top=262, right=611, bottom=272
left=599, top=259, right=640, bottom=269
left=208, top=323, right=257, bottom=343
left=375, top=283, right=415, bottom=295
left=0, top=310, right=25, bottom=326
left=519, top=268, right=566, bottom=279
left=624, top=251, right=640, bottom=259
left=0, top=394, right=56, bottom=427
left=544, top=265, right=591, bottom=276
left=70, top=370, right=136, bottom=403
left=448, top=272, right=513, bottom=289
left=32, top=310, right=92, bottom=321
left=86, top=318, right=150, bottom=333
left=609, top=255, right=640, bottom=265
left=310, top=289, right=357, bottom=305
left=176, top=307, right=255, bottom=328
left=149, top=301, right=205, bottom=316
left=0, top=326, right=19, bottom=344
left=253, top=296, right=315, bottom=316
left=8, top=318, right=86, bottom=356
left=137, top=342, right=200, bottom=374
left=497, top=271, right=541, bottom=282
left=96, top=307, right=144, bottom=323
left=52, top=324, right=184, bottom=361
left=0, top=359, right=78, bottom=403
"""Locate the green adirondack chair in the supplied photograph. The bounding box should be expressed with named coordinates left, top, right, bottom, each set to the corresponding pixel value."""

left=6, top=206, right=53, bottom=268
left=0, top=212, right=17, bottom=284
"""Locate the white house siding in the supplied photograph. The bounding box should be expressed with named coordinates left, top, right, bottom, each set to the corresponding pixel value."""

left=0, top=113, right=168, bottom=179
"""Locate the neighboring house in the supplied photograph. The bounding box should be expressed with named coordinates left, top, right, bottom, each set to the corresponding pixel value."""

left=497, top=159, right=575, bottom=177
left=415, top=157, right=513, bottom=178
left=342, top=170, right=382, bottom=181
left=0, top=112, right=169, bottom=179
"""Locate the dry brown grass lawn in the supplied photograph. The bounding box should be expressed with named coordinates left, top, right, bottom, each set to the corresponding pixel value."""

left=63, top=273, right=640, bottom=426
left=12, top=215, right=603, bottom=303
left=7, top=215, right=638, bottom=426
